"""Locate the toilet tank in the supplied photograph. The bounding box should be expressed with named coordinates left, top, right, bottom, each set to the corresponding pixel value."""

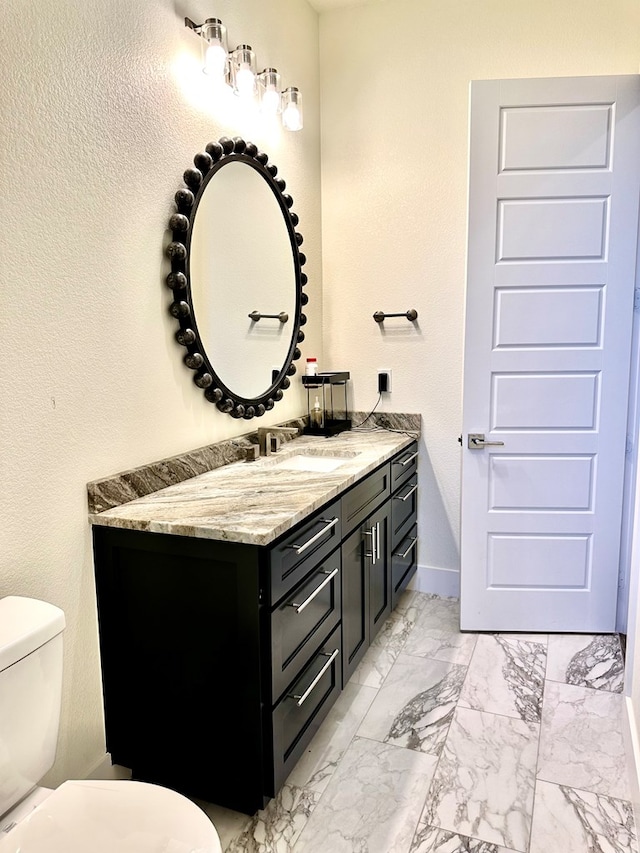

left=0, top=597, right=65, bottom=818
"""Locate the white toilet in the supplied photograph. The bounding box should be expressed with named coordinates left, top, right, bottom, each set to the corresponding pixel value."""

left=0, top=596, right=222, bottom=853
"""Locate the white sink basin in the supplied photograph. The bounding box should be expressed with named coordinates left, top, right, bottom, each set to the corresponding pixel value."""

left=273, top=451, right=356, bottom=473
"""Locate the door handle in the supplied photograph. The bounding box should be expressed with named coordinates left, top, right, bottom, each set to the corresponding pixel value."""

left=467, top=433, right=505, bottom=450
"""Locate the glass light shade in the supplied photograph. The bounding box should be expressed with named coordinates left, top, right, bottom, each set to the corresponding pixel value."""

left=282, top=87, right=303, bottom=131
left=258, top=68, right=281, bottom=116
left=231, top=44, right=257, bottom=99
left=201, top=19, right=227, bottom=77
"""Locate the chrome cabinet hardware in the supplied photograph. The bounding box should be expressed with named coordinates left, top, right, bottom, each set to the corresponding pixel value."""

left=288, top=517, right=339, bottom=554
left=398, top=450, right=419, bottom=466
left=364, top=522, right=381, bottom=561
left=395, top=483, right=418, bottom=502
left=363, top=528, right=374, bottom=559
left=364, top=525, right=377, bottom=563
left=289, top=649, right=339, bottom=707
left=467, top=433, right=505, bottom=450
left=394, top=536, right=418, bottom=559
left=288, top=568, right=339, bottom=614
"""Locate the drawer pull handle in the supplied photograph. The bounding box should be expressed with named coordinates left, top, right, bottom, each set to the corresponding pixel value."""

left=288, top=517, right=339, bottom=555
left=289, top=568, right=339, bottom=613
left=397, top=450, right=419, bottom=467
left=289, top=649, right=339, bottom=707
left=395, top=484, right=418, bottom=502
left=394, top=536, right=418, bottom=559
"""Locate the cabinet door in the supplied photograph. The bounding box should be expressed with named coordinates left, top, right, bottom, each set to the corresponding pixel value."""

left=341, top=502, right=393, bottom=685
left=341, top=523, right=369, bottom=684
left=369, top=501, right=392, bottom=644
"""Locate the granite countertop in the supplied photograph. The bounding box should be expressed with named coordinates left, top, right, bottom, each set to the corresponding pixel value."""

left=89, top=429, right=418, bottom=546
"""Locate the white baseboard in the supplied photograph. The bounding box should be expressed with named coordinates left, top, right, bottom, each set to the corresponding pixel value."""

left=624, top=697, right=640, bottom=830
left=409, top=564, right=460, bottom=599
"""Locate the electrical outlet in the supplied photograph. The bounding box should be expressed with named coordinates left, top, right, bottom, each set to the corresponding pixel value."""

left=378, top=369, right=392, bottom=393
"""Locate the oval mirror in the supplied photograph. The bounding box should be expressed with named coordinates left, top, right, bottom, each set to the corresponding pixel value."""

left=165, top=136, right=307, bottom=420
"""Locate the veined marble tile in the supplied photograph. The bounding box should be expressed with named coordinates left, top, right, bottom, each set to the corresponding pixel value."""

left=358, top=654, right=466, bottom=756
left=546, top=634, right=624, bottom=693
left=218, top=784, right=320, bottom=853
left=537, top=680, right=631, bottom=801
left=349, top=618, right=410, bottom=689
left=404, top=596, right=478, bottom=665
left=409, top=823, right=518, bottom=853
left=392, top=588, right=430, bottom=623
left=423, top=706, right=539, bottom=852
left=285, top=681, right=377, bottom=794
left=293, top=736, right=438, bottom=853
left=529, top=780, right=638, bottom=853
left=198, top=800, right=252, bottom=851
left=459, top=634, right=546, bottom=723
left=350, top=598, right=426, bottom=689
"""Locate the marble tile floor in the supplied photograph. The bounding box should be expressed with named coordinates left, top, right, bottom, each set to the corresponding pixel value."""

left=201, top=592, right=636, bottom=853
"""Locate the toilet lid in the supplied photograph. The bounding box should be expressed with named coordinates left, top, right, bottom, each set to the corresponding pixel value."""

left=0, top=780, right=222, bottom=853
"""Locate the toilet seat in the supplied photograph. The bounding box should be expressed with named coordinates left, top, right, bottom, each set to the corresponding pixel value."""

left=0, top=779, right=222, bottom=853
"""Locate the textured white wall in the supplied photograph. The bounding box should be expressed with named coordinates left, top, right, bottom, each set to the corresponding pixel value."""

left=319, top=0, right=640, bottom=581
left=0, top=0, right=320, bottom=783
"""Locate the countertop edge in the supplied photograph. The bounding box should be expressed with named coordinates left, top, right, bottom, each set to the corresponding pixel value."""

left=88, top=427, right=419, bottom=546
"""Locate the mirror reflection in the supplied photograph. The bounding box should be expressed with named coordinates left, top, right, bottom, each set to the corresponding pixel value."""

left=189, top=161, right=297, bottom=400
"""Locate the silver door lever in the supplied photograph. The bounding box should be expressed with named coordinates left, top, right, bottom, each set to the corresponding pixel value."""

left=468, top=433, right=505, bottom=449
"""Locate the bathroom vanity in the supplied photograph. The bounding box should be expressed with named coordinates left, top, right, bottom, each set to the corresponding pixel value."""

left=90, top=429, right=418, bottom=815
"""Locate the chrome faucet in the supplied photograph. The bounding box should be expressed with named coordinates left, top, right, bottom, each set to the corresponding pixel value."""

left=257, top=426, right=299, bottom=456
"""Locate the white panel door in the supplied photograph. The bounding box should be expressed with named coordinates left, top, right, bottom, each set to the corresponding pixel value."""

left=461, top=76, right=640, bottom=632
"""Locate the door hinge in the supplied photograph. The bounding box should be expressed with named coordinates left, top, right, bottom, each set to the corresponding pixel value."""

left=626, top=435, right=634, bottom=455
left=634, top=289, right=640, bottom=311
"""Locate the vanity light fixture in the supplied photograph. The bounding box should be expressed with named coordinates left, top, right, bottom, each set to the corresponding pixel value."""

left=184, top=17, right=303, bottom=131
left=230, top=44, right=257, bottom=99
left=258, top=67, right=281, bottom=116
left=281, top=87, right=303, bottom=131
left=185, top=17, right=228, bottom=79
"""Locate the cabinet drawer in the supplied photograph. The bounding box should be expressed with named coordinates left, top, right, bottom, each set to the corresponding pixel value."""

left=391, top=442, right=419, bottom=492
left=271, top=623, right=342, bottom=793
left=392, top=525, right=418, bottom=608
left=391, top=476, right=418, bottom=549
left=269, top=498, right=342, bottom=605
left=270, top=549, right=341, bottom=703
left=341, top=464, right=390, bottom=536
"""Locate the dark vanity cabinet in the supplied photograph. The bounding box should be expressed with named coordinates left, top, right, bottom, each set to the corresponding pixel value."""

left=390, top=444, right=420, bottom=607
left=92, top=441, right=418, bottom=816
left=340, top=464, right=393, bottom=684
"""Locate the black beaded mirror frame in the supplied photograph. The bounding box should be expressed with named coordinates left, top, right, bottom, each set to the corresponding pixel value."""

left=166, top=136, right=307, bottom=420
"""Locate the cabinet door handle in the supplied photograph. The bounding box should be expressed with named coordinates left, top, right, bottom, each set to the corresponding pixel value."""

left=289, top=649, right=339, bottom=707
left=288, top=568, right=339, bottom=614
left=398, top=450, right=419, bottom=467
left=394, top=536, right=418, bottom=559
left=288, top=517, right=339, bottom=555
left=364, top=525, right=377, bottom=563
left=363, top=528, right=374, bottom=559
left=376, top=521, right=381, bottom=562
left=394, top=483, right=418, bottom=502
